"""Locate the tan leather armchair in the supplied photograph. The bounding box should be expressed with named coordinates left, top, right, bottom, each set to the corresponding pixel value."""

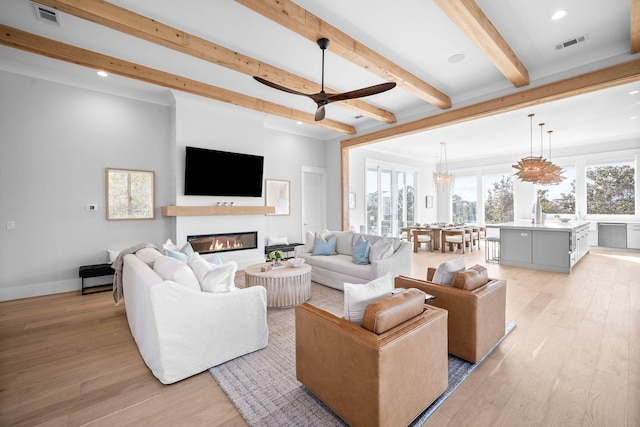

left=394, top=268, right=506, bottom=364
left=295, top=289, right=448, bottom=427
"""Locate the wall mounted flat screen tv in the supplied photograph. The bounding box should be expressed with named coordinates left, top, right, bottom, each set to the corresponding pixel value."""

left=184, top=146, right=264, bottom=197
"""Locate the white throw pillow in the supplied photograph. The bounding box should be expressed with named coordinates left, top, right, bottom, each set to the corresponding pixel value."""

left=343, top=274, right=394, bottom=325
left=432, top=256, right=466, bottom=286
left=107, top=249, right=123, bottom=263
left=267, top=235, right=289, bottom=246
left=369, top=238, right=394, bottom=261
left=153, top=256, right=201, bottom=291
left=187, top=252, right=237, bottom=293
left=334, top=231, right=354, bottom=255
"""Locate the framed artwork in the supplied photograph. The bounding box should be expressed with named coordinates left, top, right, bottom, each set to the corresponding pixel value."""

left=426, top=195, right=433, bottom=209
left=265, top=179, right=290, bottom=215
left=349, top=192, right=356, bottom=209
left=106, top=168, right=155, bottom=220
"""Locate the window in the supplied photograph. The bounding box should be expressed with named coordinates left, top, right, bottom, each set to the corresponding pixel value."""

left=366, top=163, right=416, bottom=236
left=586, top=160, right=635, bottom=215
left=537, top=165, right=576, bottom=215
left=452, top=175, right=477, bottom=223
left=106, top=168, right=155, bottom=220
left=483, top=173, right=513, bottom=224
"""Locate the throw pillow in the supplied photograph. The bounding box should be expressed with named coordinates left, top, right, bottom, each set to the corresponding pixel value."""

left=451, top=264, right=489, bottom=291
left=165, top=242, right=194, bottom=262
left=187, top=252, right=237, bottom=293
left=369, top=238, right=394, bottom=261
left=352, top=235, right=371, bottom=265
left=136, top=247, right=163, bottom=267
left=312, top=234, right=337, bottom=256
left=432, top=256, right=466, bottom=286
left=153, top=255, right=201, bottom=291
left=107, top=249, right=123, bottom=263
left=343, top=273, right=394, bottom=325
left=202, top=252, right=223, bottom=265
left=334, top=231, right=354, bottom=255
left=267, top=235, right=288, bottom=246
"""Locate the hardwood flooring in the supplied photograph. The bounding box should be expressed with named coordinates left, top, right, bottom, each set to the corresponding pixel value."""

left=0, top=247, right=638, bottom=426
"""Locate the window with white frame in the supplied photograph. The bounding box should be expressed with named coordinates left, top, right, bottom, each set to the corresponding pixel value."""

left=537, top=165, right=576, bottom=215
left=586, top=159, right=636, bottom=215
left=483, top=172, right=514, bottom=224
left=452, top=175, right=477, bottom=223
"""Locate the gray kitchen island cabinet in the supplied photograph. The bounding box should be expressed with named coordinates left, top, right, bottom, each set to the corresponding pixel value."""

left=487, top=221, right=590, bottom=273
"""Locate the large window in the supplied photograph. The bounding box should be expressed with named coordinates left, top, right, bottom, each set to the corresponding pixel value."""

left=366, top=164, right=416, bottom=236
left=586, top=160, right=636, bottom=215
left=537, top=165, right=576, bottom=215
left=452, top=175, right=477, bottom=223
left=483, top=173, right=514, bottom=224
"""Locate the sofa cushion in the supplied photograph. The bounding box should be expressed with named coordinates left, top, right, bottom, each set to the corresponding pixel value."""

left=334, top=231, right=354, bottom=256
left=153, top=255, right=201, bottom=291
left=267, top=235, right=288, bottom=246
left=187, top=252, right=237, bottom=293
left=361, top=288, right=425, bottom=334
left=136, top=247, right=163, bottom=267
left=369, top=238, right=394, bottom=261
left=352, top=235, right=371, bottom=265
left=302, top=253, right=372, bottom=280
left=432, top=256, right=465, bottom=286
left=344, top=273, right=393, bottom=325
left=451, top=264, right=489, bottom=291
left=313, top=234, right=337, bottom=256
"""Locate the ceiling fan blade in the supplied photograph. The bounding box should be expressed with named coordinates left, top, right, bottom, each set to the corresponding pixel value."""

left=326, top=82, right=396, bottom=103
left=253, top=76, right=309, bottom=97
left=314, top=105, right=326, bottom=121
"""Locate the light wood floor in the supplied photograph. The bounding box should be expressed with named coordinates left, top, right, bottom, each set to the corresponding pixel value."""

left=1, top=247, right=638, bottom=426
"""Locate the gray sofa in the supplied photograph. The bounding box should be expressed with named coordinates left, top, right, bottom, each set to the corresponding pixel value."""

left=294, top=230, right=412, bottom=290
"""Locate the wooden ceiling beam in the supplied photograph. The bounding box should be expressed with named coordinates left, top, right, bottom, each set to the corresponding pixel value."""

left=236, top=0, right=452, bottom=109
left=0, top=25, right=356, bottom=135
left=632, top=0, right=640, bottom=54
left=35, top=0, right=395, bottom=124
left=342, top=59, right=640, bottom=149
left=433, top=0, right=530, bottom=87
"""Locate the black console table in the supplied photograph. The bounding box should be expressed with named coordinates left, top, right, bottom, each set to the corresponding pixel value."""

left=265, top=243, right=304, bottom=259
left=79, top=263, right=114, bottom=295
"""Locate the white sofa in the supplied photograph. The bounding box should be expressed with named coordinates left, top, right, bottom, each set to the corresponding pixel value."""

left=122, top=248, right=269, bottom=384
left=294, top=230, right=412, bottom=290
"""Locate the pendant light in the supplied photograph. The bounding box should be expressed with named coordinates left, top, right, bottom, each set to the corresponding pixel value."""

left=433, top=141, right=454, bottom=193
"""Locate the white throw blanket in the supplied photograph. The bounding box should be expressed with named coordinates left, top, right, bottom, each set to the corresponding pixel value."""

left=112, top=242, right=158, bottom=305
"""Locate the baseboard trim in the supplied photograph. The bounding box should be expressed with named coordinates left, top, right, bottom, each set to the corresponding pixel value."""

left=0, top=279, right=79, bottom=302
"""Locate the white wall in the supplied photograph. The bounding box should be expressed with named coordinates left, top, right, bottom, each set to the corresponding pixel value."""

left=0, top=71, right=173, bottom=300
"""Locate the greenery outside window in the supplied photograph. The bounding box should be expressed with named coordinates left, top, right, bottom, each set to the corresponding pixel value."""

left=452, top=175, right=477, bottom=223
left=537, top=165, right=576, bottom=215
left=586, top=160, right=635, bottom=215
left=106, top=168, right=155, bottom=220
left=366, top=163, right=416, bottom=236
left=484, top=173, right=513, bottom=224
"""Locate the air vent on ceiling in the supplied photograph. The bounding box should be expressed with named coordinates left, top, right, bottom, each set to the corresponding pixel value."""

left=33, top=3, right=60, bottom=26
left=554, top=34, right=588, bottom=51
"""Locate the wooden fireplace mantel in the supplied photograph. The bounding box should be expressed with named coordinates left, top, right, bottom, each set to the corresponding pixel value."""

left=161, top=205, right=275, bottom=216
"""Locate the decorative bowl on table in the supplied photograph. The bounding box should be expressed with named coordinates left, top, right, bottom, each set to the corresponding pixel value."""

left=289, top=258, right=306, bottom=268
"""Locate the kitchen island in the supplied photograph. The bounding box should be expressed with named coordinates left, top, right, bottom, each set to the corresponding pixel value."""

left=487, top=221, right=590, bottom=273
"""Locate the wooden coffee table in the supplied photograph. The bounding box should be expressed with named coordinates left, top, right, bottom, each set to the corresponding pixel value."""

left=244, top=262, right=312, bottom=308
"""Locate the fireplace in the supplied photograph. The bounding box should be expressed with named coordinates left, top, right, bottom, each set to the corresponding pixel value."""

left=187, top=231, right=258, bottom=254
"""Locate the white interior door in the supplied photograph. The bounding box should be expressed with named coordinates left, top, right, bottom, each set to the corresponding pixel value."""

left=301, top=166, right=326, bottom=239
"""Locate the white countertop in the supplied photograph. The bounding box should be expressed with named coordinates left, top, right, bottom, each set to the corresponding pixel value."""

left=486, top=220, right=591, bottom=231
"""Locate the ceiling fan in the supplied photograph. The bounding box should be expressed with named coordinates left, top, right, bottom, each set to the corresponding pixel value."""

left=253, top=38, right=396, bottom=121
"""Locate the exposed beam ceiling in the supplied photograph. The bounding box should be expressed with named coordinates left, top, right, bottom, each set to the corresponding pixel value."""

left=433, top=0, right=530, bottom=87
left=342, top=59, right=640, bottom=148
left=632, top=0, right=640, bottom=54
left=35, top=0, right=396, bottom=124
left=0, top=24, right=356, bottom=134
left=235, top=0, right=453, bottom=109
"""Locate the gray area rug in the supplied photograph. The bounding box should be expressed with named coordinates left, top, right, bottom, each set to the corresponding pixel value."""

left=210, top=282, right=515, bottom=426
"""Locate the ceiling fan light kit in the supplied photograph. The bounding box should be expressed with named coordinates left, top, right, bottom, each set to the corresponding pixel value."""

left=253, top=38, right=396, bottom=121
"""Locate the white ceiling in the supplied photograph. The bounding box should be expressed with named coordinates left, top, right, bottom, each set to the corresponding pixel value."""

left=1, top=0, right=638, bottom=163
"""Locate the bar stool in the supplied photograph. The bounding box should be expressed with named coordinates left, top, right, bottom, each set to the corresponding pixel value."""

left=485, top=236, right=500, bottom=263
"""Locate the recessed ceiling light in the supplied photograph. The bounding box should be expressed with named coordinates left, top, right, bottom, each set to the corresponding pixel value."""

left=631, top=116, right=638, bottom=120
left=448, top=54, right=466, bottom=64
left=629, top=90, right=639, bottom=95
left=296, top=121, right=303, bottom=125
left=551, top=9, right=567, bottom=20
left=97, top=70, right=108, bottom=77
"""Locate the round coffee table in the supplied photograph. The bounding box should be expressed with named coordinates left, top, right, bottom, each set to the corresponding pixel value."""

left=244, top=262, right=312, bottom=308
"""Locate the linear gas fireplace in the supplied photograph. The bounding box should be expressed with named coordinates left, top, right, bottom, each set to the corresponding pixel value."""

left=187, top=231, right=258, bottom=254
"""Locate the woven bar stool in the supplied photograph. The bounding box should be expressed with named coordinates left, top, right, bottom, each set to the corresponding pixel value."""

left=485, top=236, right=500, bottom=263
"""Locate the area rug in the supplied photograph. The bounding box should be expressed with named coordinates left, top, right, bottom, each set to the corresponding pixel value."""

left=210, top=282, right=515, bottom=426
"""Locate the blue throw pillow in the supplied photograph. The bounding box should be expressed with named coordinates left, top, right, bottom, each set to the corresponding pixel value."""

left=166, top=242, right=194, bottom=262
left=352, top=236, right=371, bottom=264
left=206, top=253, right=222, bottom=265
left=313, top=234, right=337, bottom=256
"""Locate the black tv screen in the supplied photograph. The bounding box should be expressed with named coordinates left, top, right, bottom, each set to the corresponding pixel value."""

left=184, top=146, right=264, bottom=197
